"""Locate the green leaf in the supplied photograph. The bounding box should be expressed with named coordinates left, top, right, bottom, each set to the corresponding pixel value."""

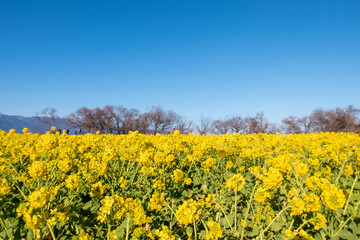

left=82, top=201, right=93, bottom=210
left=247, top=225, right=261, bottom=237
left=26, top=229, right=34, bottom=240
left=186, top=226, right=193, bottom=235
left=270, top=221, right=283, bottom=232
left=348, top=221, right=359, bottom=235
left=337, top=229, right=356, bottom=239
left=0, top=230, right=8, bottom=239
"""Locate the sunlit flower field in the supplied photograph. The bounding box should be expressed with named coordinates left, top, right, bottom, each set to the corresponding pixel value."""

left=0, top=129, right=359, bottom=239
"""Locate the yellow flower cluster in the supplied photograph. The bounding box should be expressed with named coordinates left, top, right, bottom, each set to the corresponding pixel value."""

left=154, top=225, right=176, bottom=240
left=172, top=169, right=186, bottom=183
left=1, top=130, right=360, bottom=239
left=65, top=174, right=80, bottom=190
left=0, top=179, right=11, bottom=195
left=205, top=221, right=223, bottom=240
left=225, top=173, right=246, bottom=192
left=176, top=199, right=202, bottom=225
left=97, top=195, right=147, bottom=225
left=261, top=167, right=283, bottom=190
left=150, top=193, right=166, bottom=211
left=321, top=184, right=346, bottom=210
left=28, top=187, right=54, bottom=209
left=310, top=213, right=327, bottom=230
left=201, top=157, right=216, bottom=171
left=91, top=181, right=107, bottom=196
left=28, top=161, right=47, bottom=178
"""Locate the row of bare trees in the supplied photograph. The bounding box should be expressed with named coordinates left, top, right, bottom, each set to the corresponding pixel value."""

left=281, top=105, right=360, bottom=134
left=66, top=106, right=194, bottom=134
left=38, top=105, right=360, bottom=134
left=196, top=113, right=279, bottom=135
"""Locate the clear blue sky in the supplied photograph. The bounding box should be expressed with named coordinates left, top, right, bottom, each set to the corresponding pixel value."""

left=1, top=0, right=360, bottom=123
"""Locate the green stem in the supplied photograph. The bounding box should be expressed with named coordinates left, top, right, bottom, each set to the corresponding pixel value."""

left=15, top=184, right=29, bottom=201
left=215, top=202, right=233, bottom=231
left=334, top=160, right=347, bottom=186
left=332, top=217, right=352, bottom=238
left=165, top=201, right=177, bottom=218
left=193, top=221, right=197, bottom=240
left=47, top=222, right=56, bottom=240
left=125, top=218, right=130, bottom=240
left=107, top=223, right=111, bottom=240
left=234, top=189, right=237, bottom=232
left=343, top=175, right=358, bottom=216
left=200, top=219, right=209, bottom=233
left=240, top=185, right=257, bottom=240
left=296, top=219, right=311, bottom=232
left=289, top=219, right=294, bottom=230
left=256, top=207, right=290, bottom=240
left=0, top=217, right=11, bottom=238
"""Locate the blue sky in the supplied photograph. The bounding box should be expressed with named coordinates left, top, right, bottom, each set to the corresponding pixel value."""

left=1, top=0, right=360, bottom=123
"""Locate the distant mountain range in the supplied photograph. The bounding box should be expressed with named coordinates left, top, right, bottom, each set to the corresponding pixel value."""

left=0, top=113, right=69, bottom=133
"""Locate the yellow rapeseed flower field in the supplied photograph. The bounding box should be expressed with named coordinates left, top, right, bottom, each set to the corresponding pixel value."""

left=0, top=129, right=360, bottom=239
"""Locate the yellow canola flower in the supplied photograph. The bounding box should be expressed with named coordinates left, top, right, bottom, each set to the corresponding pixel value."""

left=119, top=177, right=128, bottom=188
left=288, top=197, right=305, bottom=216
left=0, top=179, right=11, bottom=195
left=302, top=193, right=321, bottom=212
left=310, top=213, right=327, bottom=230
left=91, top=181, right=107, bottom=196
left=97, top=195, right=147, bottom=225
left=321, top=184, right=346, bottom=210
left=225, top=161, right=233, bottom=169
left=47, top=217, right=56, bottom=227
left=57, top=158, right=73, bottom=173
left=261, top=167, right=283, bottom=190
left=150, top=193, right=166, bottom=211
left=29, top=187, right=50, bottom=209
left=9, top=129, right=16, bottom=134
left=172, top=169, right=186, bottom=183
left=288, top=188, right=298, bottom=197
left=254, top=187, right=272, bottom=203
left=225, top=173, right=246, bottom=192
left=131, top=227, right=155, bottom=240
left=285, top=229, right=314, bottom=240
left=344, top=165, right=354, bottom=176
left=294, top=162, right=308, bottom=177
left=305, top=176, right=321, bottom=191
left=202, top=157, right=216, bottom=171
left=65, top=174, right=80, bottom=190
left=205, top=221, right=223, bottom=240
left=108, top=230, right=117, bottom=239
left=154, top=225, right=175, bottom=240
left=176, top=199, right=202, bottom=225
left=28, top=161, right=47, bottom=178
left=185, top=177, right=192, bottom=185
left=153, top=179, right=166, bottom=190
left=79, top=234, right=93, bottom=240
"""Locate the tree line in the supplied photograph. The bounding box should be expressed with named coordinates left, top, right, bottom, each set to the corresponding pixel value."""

left=36, top=105, right=360, bottom=135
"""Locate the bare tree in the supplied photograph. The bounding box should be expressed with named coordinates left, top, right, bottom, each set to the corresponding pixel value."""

left=196, top=116, right=213, bottom=135
left=212, top=119, right=231, bottom=134
left=310, top=109, right=329, bottom=132
left=227, top=115, right=245, bottom=133
left=313, top=105, right=360, bottom=133
left=174, top=116, right=194, bottom=134
left=142, top=106, right=179, bottom=134
left=282, top=116, right=313, bottom=134
left=33, top=108, right=59, bottom=132
left=67, top=107, right=97, bottom=133
left=244, top=112, right=270, bottom=134
left=104, top=105, right=140, bottom=134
